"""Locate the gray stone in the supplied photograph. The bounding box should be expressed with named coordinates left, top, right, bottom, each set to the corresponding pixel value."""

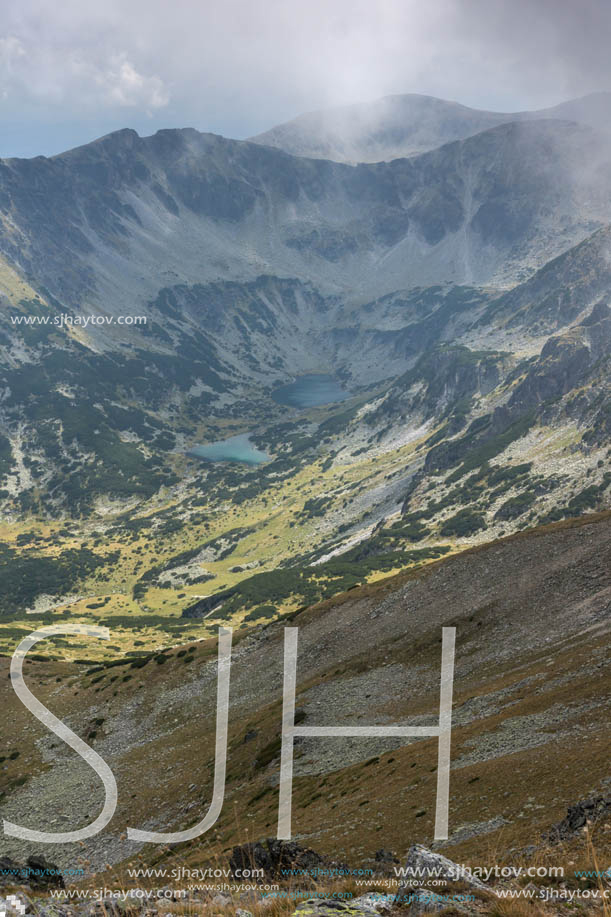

left=396, top=888, right=466, bottom=914
left=394, top=845, right=489, bottom=912
left=0, top=894, right=31, bottom=917
left=350, top=893, right=394, bottom=913
left=395, top=845, right=487, bottom=891
left=292, top=898, right=382, bottom=917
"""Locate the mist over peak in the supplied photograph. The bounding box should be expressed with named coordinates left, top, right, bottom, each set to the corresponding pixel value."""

left=251, top=90, right=611, bottom=163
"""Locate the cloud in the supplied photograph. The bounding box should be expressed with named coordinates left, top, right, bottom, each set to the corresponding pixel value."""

left=0, top=33, right=169, bottom=111
left=79, top=54, right=169, bottom=111
left=0, top=34, right=26, bottom=70
left=0, top=0, right=610, bottom=156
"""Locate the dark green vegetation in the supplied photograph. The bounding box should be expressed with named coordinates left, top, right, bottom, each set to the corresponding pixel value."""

left=439, top=509, right=487, bottom=536
left=0, top=434, right=12, bottom=479
left=0, top=542, right=119, bottom=618
left=182, top=544, right=450, bottom=621
left=541, top=475, right=611, bottom=523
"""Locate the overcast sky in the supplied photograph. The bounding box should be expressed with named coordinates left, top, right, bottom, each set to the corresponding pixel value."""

left=1, top=0, right=610, bottom=158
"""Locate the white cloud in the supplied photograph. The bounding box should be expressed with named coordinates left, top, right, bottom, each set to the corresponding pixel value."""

left=0, top=28, right=169, bottom=112
left=74, top=53, right=170, bottom=111
left=0, top=34, right=26, bottom=70
left=99, top=56, right=169, bottom=110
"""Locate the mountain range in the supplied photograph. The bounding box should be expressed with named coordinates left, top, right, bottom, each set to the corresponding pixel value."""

left=0, top=94, right=608, bottom=621
left=0, top=94, right=609, bottom=887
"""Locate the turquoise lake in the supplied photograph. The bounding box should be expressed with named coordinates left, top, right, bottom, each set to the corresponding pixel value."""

left=189, top=433, right=269, bottom=465
left=271, top=373, right=350, bottom=408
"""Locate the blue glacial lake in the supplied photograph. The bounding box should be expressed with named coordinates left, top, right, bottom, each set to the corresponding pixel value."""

left=189, top=433, right=269, bottom=465
left=272, top=373, right=350, bottom=408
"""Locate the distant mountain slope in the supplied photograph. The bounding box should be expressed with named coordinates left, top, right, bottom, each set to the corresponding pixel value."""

left=480, top=224, right=611, bottom=332
left=250, top=91, right=611, bottom=163
left=541, top=91, right=611, bottom=131
left=250, top=94, right=513, bottom=163
left=1, top=118, right=609, bottom=318
left=0, top=119, right=610, bottom=520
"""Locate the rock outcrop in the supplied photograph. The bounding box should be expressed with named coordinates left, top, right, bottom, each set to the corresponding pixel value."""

left=0, top=856, right=64, bottom=890
left=544, top=795, right=611, bottom=842
left=229, top=839, right=347, bottom=882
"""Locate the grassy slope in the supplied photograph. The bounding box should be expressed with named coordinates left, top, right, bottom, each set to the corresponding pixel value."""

left=0, top=419, right=437, bottom=658
left=0, top=512, right=608, bottom=884
left=0, top=402, right=608, bottom=660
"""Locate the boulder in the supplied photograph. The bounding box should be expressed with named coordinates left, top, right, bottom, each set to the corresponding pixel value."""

left=292, top=897, right=385, bottom=917
left=229, top=839, right=346, bottom=882
left=25, top=858, right=65, bottom=891
left=350, top=893, right=394, bottom=913
left=394, top=845, right=487, bottom=913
